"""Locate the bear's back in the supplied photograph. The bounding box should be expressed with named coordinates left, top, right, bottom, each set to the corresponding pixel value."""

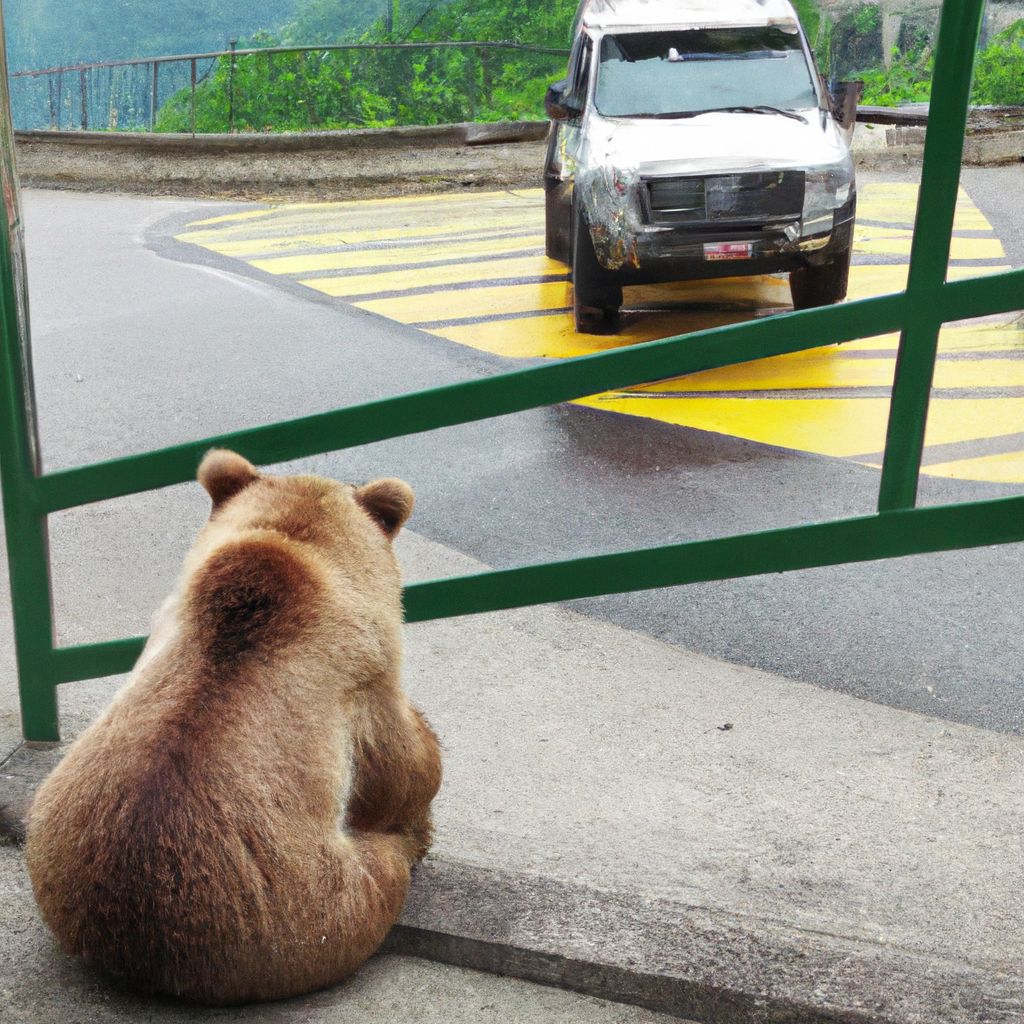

left=26, top=649, right=346, bottom=995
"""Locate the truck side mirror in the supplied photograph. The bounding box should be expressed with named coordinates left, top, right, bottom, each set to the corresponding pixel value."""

left=545, top=79, right=580, bottom=122
left=829, top=80, right=864, bottom=140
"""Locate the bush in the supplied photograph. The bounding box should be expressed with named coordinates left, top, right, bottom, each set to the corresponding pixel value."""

left=972, top=20, right=1024, bottom=105
left=156, top=0, right=577, bottom=132
left=858, top=49, right=933, bottom=106
left=856, top=18, right=1024, bottom=108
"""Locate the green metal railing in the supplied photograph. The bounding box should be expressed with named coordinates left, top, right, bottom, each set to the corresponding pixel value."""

left=3, top=0, right=1022, bottom=742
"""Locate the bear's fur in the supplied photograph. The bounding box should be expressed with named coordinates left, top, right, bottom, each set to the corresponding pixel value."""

left=25, top=450, right=442, bottom=1005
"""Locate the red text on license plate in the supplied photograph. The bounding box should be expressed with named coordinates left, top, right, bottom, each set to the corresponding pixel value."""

left=704, top=242, right=753, bottom=261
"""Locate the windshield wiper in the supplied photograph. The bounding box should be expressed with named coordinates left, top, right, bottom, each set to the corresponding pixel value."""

left=632, top=105, right=808, bottom=123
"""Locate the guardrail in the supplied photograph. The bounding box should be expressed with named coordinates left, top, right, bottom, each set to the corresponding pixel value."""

left=3, top=0, right=1023, bottom=741
left=9, top=41, right=570, bottom=133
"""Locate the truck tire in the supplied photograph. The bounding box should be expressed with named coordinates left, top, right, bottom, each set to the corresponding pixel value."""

left=545, top=178, right=570, bottom=263
left=572, top=208, right=622, bottom=334
left=790, top=221, right=854, bottom=311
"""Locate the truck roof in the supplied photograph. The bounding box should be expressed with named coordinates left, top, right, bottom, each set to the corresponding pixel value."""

left=577, top=0, right=800, bottom=33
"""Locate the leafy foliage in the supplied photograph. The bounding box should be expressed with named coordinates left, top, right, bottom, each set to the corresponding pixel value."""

left=856, top=18, right=1024, bottom=106
left=853, top=4, right=882, bottom=36
left=5, top=0, right=301, bottom=128
left=156, top=0, right=578, bottom=132
left=858, top=50, right=934, bottom=106
left=971, top=20, right=1024, bottom=105
left=790, top=0, right=821, bottom=48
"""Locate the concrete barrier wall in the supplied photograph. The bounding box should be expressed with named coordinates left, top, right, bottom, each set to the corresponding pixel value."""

left=13, top=122, right=551, bottom=199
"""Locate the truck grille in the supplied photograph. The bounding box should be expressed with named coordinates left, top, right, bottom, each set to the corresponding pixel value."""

left=645, top=171, right=805, bottom=227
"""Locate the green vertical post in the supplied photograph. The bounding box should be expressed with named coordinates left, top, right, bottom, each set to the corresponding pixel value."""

left=0, top=2, right=60, bottom=741
left=876, top=0, right=986, bottom=512
left=150, top=61, right=158, bottom=130
left=228, top=40, right=237, bottom=132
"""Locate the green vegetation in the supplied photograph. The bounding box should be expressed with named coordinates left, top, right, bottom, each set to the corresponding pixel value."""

left=5, top=0, right=300, bottom=128
left=971, top=20, right=1024, bottom=105
left=855, top=19, right=1024, bottom=106
left=156, top=0, right=578, bottom=132
left=857, top=50, right=934, bottom=107
left=790, top=0, right=821, bottom=47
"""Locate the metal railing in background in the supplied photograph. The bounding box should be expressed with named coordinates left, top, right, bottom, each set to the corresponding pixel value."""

left=2, top=0, right=1023, bottom=741
left=9, top=41, right=570, bottom=133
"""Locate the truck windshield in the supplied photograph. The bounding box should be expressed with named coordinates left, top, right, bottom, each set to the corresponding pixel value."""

left=594, top=27, right=818, bottom=118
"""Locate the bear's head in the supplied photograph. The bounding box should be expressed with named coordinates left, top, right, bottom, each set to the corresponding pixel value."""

left=197, top=448, right=413, bottom=547
left=183, top=450, right=415, bottom=669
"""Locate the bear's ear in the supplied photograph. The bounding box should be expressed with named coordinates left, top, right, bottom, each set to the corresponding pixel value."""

left=197, top=449, right=260, bottom=508
left=355, top=478, right=414, bottom=539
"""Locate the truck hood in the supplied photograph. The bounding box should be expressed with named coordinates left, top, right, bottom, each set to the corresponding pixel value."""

left=584, top=109, right=849, bottom=175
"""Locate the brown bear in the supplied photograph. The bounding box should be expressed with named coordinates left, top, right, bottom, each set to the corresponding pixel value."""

left=25, top=450, right=442, bottom=1005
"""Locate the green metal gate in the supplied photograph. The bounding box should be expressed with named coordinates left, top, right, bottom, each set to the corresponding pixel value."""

left=2, top=0, right=1022, bottom=742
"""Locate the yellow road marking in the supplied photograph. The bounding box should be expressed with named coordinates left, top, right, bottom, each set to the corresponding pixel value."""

left=857, top=181, right=992, bottom=230
left=303, top=255, right=565, bottom=299
left=177, top=181, right=1024, bottom=483
left=925, top=448, right=1024, bottom=482
left=633, top=355, right=1024, bottom=393
left=186, top=207, right=283, bottom=228
left=436, top=308, right=762, bottom=359
left=355, top=281, right=571, bottom=322
left=856, top=230, right=1005, bottom=260
left=575, top=393, right=896, bottom=457
left=257, top=234, right=546, bottom=276
left=180, top=218, right=537, bottom=257
left=187, top=188, right=546, bottom=230
left=846, top=263, right=1012, bottom=301
left=574, top=395, right=1024, bottom=461
left=935, top=322, right=1024, bottom=353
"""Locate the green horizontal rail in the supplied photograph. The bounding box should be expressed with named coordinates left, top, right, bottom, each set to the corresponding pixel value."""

left=47, top=492, right=1024, bottom=685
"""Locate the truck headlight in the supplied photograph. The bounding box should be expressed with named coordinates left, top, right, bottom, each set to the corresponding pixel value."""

left=802, top=158, right=854, bottom=237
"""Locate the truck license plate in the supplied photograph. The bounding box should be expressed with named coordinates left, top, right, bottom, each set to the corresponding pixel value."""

left=704, top=242, right=753, bottom=261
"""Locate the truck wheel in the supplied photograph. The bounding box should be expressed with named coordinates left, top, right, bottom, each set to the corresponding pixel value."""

left=545, top=179, right=570, bottom=263
left=572, top=209, right=622, bottom=334
left=790, top=244, right=852, bottom=311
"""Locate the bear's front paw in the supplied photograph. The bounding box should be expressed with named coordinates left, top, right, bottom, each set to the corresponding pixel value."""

left=398, top=816, right=434, bottom=865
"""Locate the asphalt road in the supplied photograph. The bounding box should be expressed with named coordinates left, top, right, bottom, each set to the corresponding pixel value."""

left=11, top=165, right=1024, bottom=736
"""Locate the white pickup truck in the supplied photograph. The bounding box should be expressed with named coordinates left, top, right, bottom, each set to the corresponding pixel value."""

left=544, top=0, right=861, bottom=332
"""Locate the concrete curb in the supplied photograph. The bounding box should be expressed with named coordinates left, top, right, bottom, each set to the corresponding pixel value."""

left=389, top=860, right=1023, bottom=1024
left=14, top=120, right=549, bottom=152
left=13, top=119, right=1023, bottom=200
left=13, top=121, right=551, bottom=199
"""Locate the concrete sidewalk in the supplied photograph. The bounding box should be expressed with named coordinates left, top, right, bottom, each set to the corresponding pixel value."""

left=2, top=526, right=1022, bottom=1023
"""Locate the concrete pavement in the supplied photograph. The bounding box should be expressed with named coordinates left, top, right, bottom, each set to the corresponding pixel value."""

left=3, top=524, right=1022, bottom=1022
